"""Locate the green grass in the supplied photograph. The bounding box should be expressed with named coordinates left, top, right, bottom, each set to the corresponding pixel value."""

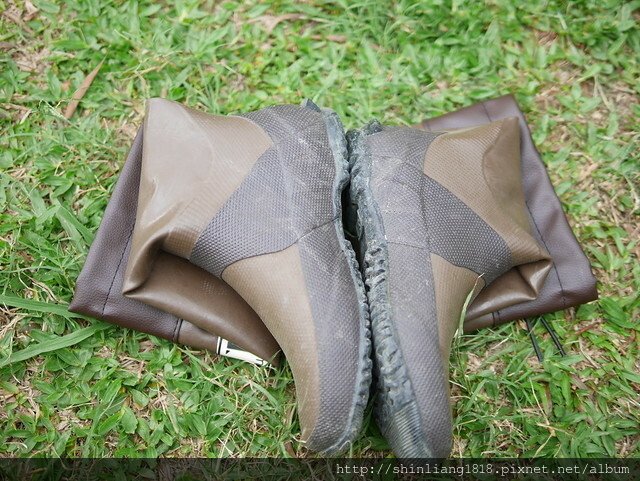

left=1, top=0, right=638, bottom=458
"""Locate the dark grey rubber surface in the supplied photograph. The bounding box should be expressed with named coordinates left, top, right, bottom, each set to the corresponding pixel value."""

left=369, top=151, right=512, bottom=284
left=192, top=106, right=335, bottom=276
left=299, top=105, right=372, bottom=454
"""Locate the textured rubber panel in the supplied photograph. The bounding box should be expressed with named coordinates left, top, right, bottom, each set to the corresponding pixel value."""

left=369, top=151, right=512, bottom=284
left=349, top=121, right=520, bottom=458
left=190, top=147, right=295, bottom=276
left=191, top=106, right=335, bottom=276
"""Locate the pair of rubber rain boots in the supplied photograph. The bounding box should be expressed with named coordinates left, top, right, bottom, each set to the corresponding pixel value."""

left=127, top=98, right=551, bottom=456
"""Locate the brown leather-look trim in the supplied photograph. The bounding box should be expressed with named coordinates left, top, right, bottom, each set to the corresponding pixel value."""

left=420, top=94, right=598, bottom=330
left=69, top=129, right=183, bottom=341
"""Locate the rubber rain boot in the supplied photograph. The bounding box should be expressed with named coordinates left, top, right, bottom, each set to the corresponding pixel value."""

left=123, top=98, right=372, bottom=455
left=349, top=118, right=552, bottom=457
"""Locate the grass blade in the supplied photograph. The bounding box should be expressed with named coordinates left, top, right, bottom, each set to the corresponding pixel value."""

left=0, top=323, right=110, bottom=367
left=0, top=294, right=85, bottom=319
left=53, top=201, right=95, bottom=246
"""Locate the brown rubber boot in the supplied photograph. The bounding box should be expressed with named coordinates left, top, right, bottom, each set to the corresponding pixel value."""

left=122, top=98, right=371, bottom=454
left=349, top=119, right=552, bottom=457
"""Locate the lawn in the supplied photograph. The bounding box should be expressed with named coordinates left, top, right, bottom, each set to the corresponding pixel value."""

left=0, top=0, right=638, bottom=458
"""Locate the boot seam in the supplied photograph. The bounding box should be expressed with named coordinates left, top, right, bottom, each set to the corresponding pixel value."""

left=102, top=224, right=135, bottom=317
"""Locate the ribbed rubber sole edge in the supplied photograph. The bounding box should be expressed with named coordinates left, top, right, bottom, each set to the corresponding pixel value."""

left=347, top=122, right=434, bottom=458
left=303, top=104, right=372, bottom=456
